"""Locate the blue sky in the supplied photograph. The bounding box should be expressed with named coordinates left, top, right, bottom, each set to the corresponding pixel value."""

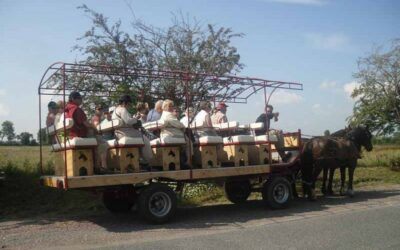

left=0, top=0, right=399, bottom=137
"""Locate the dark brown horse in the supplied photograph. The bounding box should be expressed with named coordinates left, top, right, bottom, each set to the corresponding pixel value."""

left=300, top=126, right=373, bottom=200
left=321, top=127, right=351, bottom=195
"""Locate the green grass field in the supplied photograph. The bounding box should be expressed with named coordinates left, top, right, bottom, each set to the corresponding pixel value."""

left=1, top=145, right=400, bottom=219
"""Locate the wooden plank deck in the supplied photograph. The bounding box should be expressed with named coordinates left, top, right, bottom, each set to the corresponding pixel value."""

left=41, top=164, right=271, bottom=189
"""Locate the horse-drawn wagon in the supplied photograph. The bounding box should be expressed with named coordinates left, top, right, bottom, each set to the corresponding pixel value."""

left=39, top=62, right=303, bottom=223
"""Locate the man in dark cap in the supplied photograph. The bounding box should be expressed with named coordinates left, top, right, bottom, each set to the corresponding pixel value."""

left=64, top=91, right=94, bottom=138
left=255, top=104, right=290, bottom=161
left=255, top=104, right=279, bottom=136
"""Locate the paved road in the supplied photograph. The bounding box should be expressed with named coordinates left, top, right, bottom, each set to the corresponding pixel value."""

left=1, top=186, right=400, bottom=249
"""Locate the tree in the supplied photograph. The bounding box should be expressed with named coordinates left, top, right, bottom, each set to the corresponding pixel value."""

left=350, top=40, right=400, bottom=135
left=68, top=5, right=244, bottom=113
left=18, top=132, right=33, bottom=146
left=1, top=121, right=15, bottom=142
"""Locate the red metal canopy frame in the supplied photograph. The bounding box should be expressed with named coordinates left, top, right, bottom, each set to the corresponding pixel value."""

left=38, top=62, right=303, bottom=188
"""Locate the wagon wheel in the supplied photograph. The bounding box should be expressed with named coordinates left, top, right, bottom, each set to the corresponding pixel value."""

left=262, top=177, right=292, bottom=209
left=103, top=186, right=136, bottom=213
left=224, top=179, right=251, bottom=204
left=138, top=183, right=177, bottom=224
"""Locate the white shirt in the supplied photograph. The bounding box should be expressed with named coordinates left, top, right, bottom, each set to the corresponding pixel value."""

left=112, top=106, right=138, bottom=126
left=192, top=110, right=216, bottom=136
left=112, top=106, right=141, bottom=138
left=193, top=110, right=208, bottom=127
left=160, top=111, right=185, bottom=139
left=180, top=115, right=192, bottom=128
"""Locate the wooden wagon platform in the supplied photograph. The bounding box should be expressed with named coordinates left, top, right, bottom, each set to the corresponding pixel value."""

left=41, top=164, right=275, bottom=189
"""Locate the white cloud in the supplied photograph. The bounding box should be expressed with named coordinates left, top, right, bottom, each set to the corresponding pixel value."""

left=319, top=80, right=337, bottom=89
left=270, top=90, right=303, bottom=104
left=305, top=33, right=349, bottom=50
left=343, top=81, right=360, bottom=99
left=266, top=0, right=326, bottom=5
left=0, top=103, right=10, bottom=116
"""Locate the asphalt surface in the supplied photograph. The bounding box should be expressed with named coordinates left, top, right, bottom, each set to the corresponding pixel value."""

left=1, top=186, right=400, bottom=250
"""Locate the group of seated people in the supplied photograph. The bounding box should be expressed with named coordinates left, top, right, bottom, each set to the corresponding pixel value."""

left=46, top=91, right=284, bottom=173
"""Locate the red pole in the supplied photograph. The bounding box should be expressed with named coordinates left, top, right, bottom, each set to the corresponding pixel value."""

left=184, top=73, right=193, bottom=179
left=38, top=88, right=43, bottom=175
left=62, top=64, right=69, bottom=189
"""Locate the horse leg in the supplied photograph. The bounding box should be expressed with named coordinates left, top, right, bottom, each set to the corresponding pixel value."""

left=291, top=171, right=299, bottom=198
left=327, top=168, right=335, bottom=195
left=308, top=161, right=324, bottom=201
left=347, top=160, right=357, bottom=197
left=339, top=166, right=346, bottom=196
left=321, top=167, right=328, bottom=195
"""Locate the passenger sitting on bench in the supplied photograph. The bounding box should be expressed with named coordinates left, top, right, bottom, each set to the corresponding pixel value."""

left=54, top=100, right=65, bottom=125
left=65, top=92, right=95, bottom=138
left=193, top=101, right=217, bottom=137
left=46, top=101, right=58, bottom=127
left=180, top=107, right=194, bottom=128
left=160, top=100, right=192, bottom=165
left=65, top=92, right=108, bottom=171
left=112, top=95, right=153, bottom=164
left=146, top=100, right=163, bottom=122
left=91, top=104, right=104, bottom=127
left=46, top=101, right=59, bottom=143
left=135, top=102, right=149, bottom=123
left=255, top=104, right=288, bottom=161
left=211, top=102, right=228, bottom=125
left=100, top=107, right=115, bottom=141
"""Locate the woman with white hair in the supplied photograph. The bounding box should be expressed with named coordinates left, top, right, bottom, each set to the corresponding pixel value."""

left=159, top=99, right=192, bottom=165
left=146, top=100, right=163, bottom=122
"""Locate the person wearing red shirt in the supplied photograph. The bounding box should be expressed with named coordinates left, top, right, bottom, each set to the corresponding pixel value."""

left=64, top=91, right=94, bottom=138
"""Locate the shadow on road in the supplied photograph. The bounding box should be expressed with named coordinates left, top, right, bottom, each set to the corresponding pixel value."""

left=2, top=187, right=400, bottom=233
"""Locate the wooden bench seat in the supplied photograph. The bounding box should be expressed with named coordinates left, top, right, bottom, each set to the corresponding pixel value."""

left=48, top=118, right=97, bottom=177
left=96, top=119, right=145, bottom=173
left=150, top=137, right=186, bottom=171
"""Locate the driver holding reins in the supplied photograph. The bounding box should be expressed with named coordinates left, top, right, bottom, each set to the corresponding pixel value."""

left=255, top=104, right=290, bottom=162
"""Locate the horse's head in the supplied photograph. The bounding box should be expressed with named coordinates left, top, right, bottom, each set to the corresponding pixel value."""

left=348, top=126, right=373, bottom=152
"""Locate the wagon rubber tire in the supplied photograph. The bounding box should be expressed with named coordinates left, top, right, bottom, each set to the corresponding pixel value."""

left=224, top=179, right=251, bottom=204
left=262, top=177, right=292, bottom=209
left=138, top=183, right=177, bottom=224
left=103, top=186, right=136, bottom=213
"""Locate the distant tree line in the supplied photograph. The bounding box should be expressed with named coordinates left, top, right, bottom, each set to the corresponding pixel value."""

left=0, top=120, right=38, bottom=146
